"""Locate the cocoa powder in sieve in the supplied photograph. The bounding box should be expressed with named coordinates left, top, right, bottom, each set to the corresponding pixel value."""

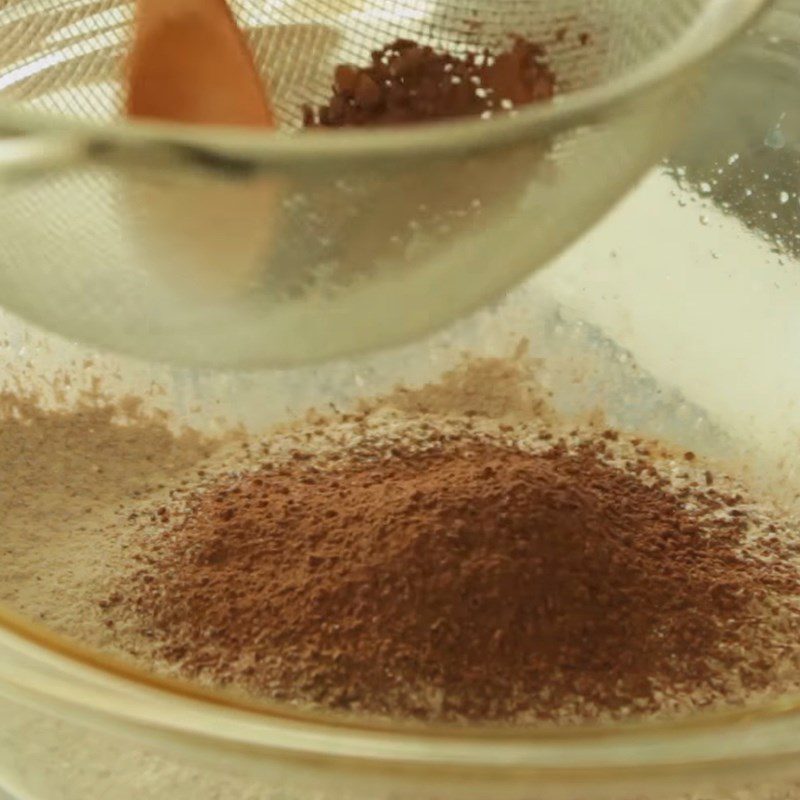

left=115, top=419, right=800, bottom=723
left=303, top=37, right=556, bottom=127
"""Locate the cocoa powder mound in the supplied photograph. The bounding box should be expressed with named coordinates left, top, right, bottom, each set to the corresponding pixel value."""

left=118, top=425, right=800, bottom=723
left=303, top=37, right=556, bottom=127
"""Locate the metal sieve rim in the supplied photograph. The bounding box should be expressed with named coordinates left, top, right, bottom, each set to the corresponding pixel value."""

left=0, top=0, right=771, bottom=168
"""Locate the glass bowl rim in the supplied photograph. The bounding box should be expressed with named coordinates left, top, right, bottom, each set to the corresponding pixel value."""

left=4, top=595, right=800, bottom=783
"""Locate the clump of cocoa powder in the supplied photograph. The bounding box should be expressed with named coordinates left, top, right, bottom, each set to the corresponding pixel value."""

left=114, top=418, right=800, bottom=724
left=303, top=37, right=556, bottom=127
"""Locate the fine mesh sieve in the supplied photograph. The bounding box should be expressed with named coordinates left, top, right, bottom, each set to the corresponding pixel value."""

left=0, top=0, right=768, bottom=368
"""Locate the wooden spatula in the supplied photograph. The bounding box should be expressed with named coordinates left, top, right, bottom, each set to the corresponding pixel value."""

left=127, top=0, right=275, bottom=128
left=125, top=0, right=278, bottom=299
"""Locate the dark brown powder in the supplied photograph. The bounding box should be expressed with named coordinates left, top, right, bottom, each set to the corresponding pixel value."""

left=114, top=426, right=800, bottom=723
left=281, top=38, right=555, bottom=304
left=303, top=37, right=556, bottom=127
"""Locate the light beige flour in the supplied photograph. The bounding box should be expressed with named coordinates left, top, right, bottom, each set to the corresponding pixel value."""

left=0, top=388, right=217, bottom=650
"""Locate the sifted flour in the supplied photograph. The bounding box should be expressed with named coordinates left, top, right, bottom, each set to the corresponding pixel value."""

left=2, top=356, right=800, bottom=725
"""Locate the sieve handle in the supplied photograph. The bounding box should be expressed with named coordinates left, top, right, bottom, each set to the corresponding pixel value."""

left=0, top=135, right=86, bottom=183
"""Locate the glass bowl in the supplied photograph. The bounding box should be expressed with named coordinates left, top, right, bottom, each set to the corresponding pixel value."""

left=2, top=1, right=800, bottom=798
